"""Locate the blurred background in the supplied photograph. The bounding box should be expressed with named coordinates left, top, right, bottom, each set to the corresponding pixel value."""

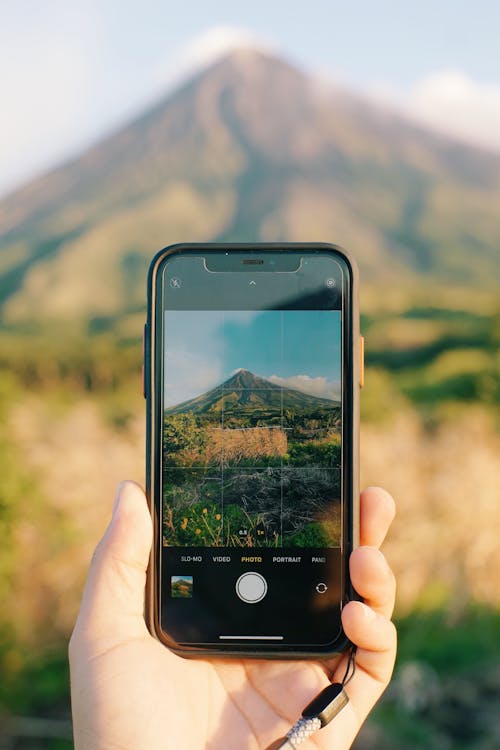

left=0, top=2, right=499, bottom=747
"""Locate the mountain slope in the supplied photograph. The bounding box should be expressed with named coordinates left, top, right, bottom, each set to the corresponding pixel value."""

left=0, top=48, right=499, bottom=327
left=165, top=369, right=339, bottom=415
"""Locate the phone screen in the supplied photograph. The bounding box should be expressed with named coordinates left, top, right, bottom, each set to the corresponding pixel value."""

left=157, top=249, right=351, bottom=651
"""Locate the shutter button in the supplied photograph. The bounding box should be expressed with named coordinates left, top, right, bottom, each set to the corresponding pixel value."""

left=235, top=572, right=268, bottom=604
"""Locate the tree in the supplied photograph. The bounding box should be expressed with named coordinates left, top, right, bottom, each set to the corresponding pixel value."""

left=163, top=413, right=201, bottom=455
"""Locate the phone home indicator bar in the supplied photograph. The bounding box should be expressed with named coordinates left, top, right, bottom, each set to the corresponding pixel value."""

left=219, top=635, right=284, bottom=640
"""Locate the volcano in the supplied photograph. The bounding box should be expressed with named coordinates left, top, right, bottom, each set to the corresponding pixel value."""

left=165, top=369, right=339, bottom=415
left=1, top=48, right=499, bottom=326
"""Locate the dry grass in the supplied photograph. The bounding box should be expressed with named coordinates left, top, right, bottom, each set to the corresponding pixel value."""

left=6, top=395, right=500, bottom=644
left=8, top=395, right=145, bottom=640
left=210, top=426, right=287, bottom=464
left=361, top=407, right=500, bottom=613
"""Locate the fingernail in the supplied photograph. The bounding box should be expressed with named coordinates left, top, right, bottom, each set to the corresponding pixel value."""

left=113, top=481, right=125, bottom=516
left=362, top=604, right=377, bottom=621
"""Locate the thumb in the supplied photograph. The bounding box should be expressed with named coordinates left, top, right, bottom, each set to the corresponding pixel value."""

left=73, top=480, right=153, bottom=644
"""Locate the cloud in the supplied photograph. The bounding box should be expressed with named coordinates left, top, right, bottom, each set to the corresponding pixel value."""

left=151, top=25, right=277, bottom=95
left=223, top=310, right=261, bottom=326
left=408, top=70, right=500, bottom=152
left=164, top=348, right=222, bottom=407
left=177, top=25, right=274, bottom=69
left=367, top=69, right=500, bottom=153
left=267, top=374, right=341, bottom=401
left=163, top=310, right=227, bottom=406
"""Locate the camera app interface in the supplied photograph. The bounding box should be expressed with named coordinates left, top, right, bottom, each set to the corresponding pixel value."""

left=160, top=252, right=346, bottom=648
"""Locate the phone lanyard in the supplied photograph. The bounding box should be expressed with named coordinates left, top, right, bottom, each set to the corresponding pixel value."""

left=266, top=646, right=357, bottom=749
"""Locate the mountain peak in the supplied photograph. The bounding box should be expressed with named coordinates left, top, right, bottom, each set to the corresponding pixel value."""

left=173, top=26, right=275, bottom=77
left=1, top=41, right=499, bottom=324
left=222, top=369, right=277, bottom=390
left=165, top=368, right=339, bottom=415
left=217, top=45, right=277, bottom=65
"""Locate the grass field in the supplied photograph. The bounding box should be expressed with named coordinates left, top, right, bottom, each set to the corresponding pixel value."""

left=0, top=293, right=499, bottom=746
left=162, top=378, right=342, bottom=547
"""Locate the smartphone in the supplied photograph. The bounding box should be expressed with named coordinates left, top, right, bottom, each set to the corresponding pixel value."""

left=145, top=243, right=361, bottom=658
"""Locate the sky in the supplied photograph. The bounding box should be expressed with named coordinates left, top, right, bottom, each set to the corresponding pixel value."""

left=1, top=1, right=500, bottom=197
left=164, top=310, right=342, bottom=406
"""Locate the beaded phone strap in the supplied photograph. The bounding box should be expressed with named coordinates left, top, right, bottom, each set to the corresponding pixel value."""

left=266, top=646, right=357, bottom=750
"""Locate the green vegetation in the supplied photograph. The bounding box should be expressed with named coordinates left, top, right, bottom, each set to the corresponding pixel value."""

left=0, top=645, right=70, bottom=719
left=0, top=375, right=73, bottom=748
left=164, top=498, right=280, bottom=547
left=162, top=371, right=342, bottom=547
left=286, top=439, right=340, bottom=467
left=366, top=606, right=500, bottom=749
left=163, top=464, right=341, bottom=548
left=0, top=294, right=498, bottom=746
left=361, top=299, right=500, bottom=424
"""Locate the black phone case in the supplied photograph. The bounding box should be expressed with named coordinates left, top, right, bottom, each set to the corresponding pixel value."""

left=144, top=242, right=360, bottom=659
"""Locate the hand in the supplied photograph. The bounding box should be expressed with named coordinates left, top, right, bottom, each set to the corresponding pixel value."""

left=69, top=483, right=396, bottom=750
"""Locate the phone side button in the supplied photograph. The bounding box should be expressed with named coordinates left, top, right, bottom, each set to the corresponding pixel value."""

left=143, top=323, right=150, bottom=399
left=360, top=335, right=365, bottom=389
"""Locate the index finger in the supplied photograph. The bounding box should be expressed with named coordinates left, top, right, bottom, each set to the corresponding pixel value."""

left=359, top=486, right=396, bottom=548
